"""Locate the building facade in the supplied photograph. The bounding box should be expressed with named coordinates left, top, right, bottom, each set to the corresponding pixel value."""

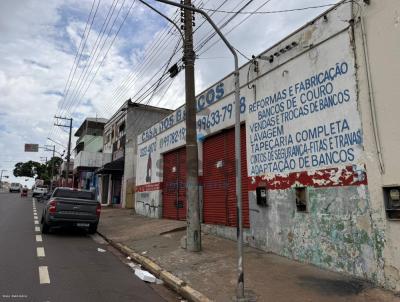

left=97, top=100, right=172, bottom=208
left=57, top=160, right=74, bottom=187
left=73, top=117, right=107, bottom=193
left=135, top=1, right=400, bottom=291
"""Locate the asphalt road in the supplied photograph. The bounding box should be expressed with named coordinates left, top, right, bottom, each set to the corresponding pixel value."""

left=0, top=192, right=178, bottom=302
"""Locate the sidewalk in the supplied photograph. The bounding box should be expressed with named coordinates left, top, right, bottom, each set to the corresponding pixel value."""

left=98, top=208, right=400, bottom=302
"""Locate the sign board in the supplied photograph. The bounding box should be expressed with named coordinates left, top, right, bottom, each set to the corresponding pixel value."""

left=24, top=144, right=39, bottom=152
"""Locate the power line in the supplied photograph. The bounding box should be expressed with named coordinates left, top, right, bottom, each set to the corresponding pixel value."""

left=194, top=0, right=251, bottom=52
left=68, top=0, right=138, bottom=117
left=105, top=9, right=183, bottom=111
left=48, top=0, right=99, bottom=142
left=198, top=0, right=274, bottom=57
left=201, top=3, right=341, bottom=15
left=63, top=0, right=124, bottom=116
left=103, top=0, right=206, bottom=115
left=59, top=0, right=102, bottom=117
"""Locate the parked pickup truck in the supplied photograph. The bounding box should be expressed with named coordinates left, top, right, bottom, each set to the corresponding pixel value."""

left=40, top=187, right=101, bottom=234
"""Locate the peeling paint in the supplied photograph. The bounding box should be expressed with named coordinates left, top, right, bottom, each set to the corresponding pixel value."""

left=249, top=186, right=386, bottom=287
left=248, top=165, right=367, bottom=191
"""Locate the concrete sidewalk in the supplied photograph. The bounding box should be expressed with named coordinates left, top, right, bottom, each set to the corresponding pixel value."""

left=98, top=208, right=399, bottom=302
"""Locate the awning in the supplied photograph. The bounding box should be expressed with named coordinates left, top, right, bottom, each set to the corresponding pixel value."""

left=95, top=159, right=124, bottom=175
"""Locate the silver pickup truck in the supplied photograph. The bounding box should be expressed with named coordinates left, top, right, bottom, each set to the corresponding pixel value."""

left=40, top=187, right=101, bottom=234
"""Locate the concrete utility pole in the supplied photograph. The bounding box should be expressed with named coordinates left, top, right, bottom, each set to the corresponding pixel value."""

left=155, top=0, right=244, bottom=298
left=48, top=146, right=55, bottom=192
left=54, top=116, right=73, bottom=187
left=182, top=0, right=201, bottom=252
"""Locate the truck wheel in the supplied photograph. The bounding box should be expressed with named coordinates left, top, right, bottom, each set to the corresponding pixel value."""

left=88, top=223, right=98, bottom=234
left=41, top=221, right=50, bottom=234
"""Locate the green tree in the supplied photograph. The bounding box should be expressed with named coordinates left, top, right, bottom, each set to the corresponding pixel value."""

left=13, top=157, right=63, bottom=182
left=46, top=157, right=63, bottom=176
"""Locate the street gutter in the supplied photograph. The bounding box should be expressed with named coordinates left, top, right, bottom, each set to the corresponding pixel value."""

left=96, top=231, right=212, bottom=302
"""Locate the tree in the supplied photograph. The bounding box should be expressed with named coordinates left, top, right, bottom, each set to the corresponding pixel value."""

left=46, top=157, right=63, bottom=176
left=13, top=161, right=40, bottom=178
left=13, top=157, right=63, bottom=182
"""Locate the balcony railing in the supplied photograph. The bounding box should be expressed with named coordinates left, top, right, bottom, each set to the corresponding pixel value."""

left=73, top=151, right=103, bottom=169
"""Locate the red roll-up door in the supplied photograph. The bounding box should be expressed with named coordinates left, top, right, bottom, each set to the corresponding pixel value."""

left=203, top=125, right=249, bottom=228
left=162, top=147, right=187, bottom=220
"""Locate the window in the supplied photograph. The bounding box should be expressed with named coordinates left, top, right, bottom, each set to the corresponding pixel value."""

left=295, top=187, right=308, bottom=212
left=383, top=186, right=400, bottom=220
left=53, top=188, right=94, bottom=200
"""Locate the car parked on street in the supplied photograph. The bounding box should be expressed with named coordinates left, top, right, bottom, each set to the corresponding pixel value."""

left=9, top=183, right=21, bottom=193
left=40, top=187, right=101, bottom=234
left=32, top=185, right=48, bottom=197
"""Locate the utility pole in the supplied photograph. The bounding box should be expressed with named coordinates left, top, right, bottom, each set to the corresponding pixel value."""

left=182, top=0, right=201, bottom=252
left=45, top=145, right=56, bottom=192
left=154, top=0, right=244, bottom=298
left=54, top=116, right=73, bottom=187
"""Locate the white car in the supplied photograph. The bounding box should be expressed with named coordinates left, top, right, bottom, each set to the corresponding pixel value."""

left=9, top=183, right=21, bottom=193
left=32, top=185, right=48, bottom=197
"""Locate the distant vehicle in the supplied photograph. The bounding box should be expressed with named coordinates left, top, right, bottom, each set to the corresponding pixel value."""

left=21, top=187, right=28, bottom=197
left=9, top=183, right=21, bottom=193
left=35, top=179, right=44, bottom=186
left=32, top=185, right=48, bottom=197
left=40, top=187, right=101, bottom=234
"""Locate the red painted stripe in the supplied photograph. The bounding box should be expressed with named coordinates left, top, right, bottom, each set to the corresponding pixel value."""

left=136, top=182, right=162, bottom=192
left=247, top=165, right=368, bottom=191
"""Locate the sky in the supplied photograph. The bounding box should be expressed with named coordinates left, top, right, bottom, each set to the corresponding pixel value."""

left=0, top=0, right=341, bottom=185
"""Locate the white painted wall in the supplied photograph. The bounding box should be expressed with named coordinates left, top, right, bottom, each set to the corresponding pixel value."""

left=135, top=0, right=400, bottom=291
left=353, top=0, right=400, bottom=291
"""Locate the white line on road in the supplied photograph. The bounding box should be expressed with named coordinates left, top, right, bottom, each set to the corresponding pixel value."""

left=34, top=215, right=38, bottom=219
left=35, top=226, right=40, bottom=232
left=37, top=247, right=45, bottom=257
left=34, top=220, right=39, bottom=225
left=38, top=266, right=50, bottom=284
left=36, top=235, right=42, bottom=242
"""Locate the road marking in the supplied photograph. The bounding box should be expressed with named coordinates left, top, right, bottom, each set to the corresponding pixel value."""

left=34, top=215, right=38, bottom=219
left=34, top=220, right=39, bottom=225
left=36, top=235, right=42, bottom=242
left=35, top=226, right=40, bottom=232
left=38, top=266, right=50, bottom=284
left=37, top=247, right=45, bottom=257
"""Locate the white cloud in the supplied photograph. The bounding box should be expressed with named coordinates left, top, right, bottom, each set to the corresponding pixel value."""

left=0, top=0, right=341, bottom=182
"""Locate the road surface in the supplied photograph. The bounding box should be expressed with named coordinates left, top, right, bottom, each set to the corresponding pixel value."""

left=0, top=192, right=178, bottom=302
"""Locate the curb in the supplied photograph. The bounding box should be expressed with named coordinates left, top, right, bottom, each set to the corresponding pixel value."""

left=97, top=231, right=212, bottom=302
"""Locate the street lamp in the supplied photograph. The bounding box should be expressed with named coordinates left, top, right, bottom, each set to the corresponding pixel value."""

left=153, top=0, right=244, bottom=299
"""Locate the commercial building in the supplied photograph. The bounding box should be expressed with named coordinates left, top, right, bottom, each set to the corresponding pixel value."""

left=97, top=100, right=172, bottom=208
left=135, top=0, right=400, bottom=291
left=73, top=117, right=107, bottom=192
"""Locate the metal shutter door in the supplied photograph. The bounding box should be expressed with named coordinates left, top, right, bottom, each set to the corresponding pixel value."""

left=203, top=125, right=250, bottom=228
left=162, top=147, right=187, bottom=220
left=203, top=132, right=228, bottom=225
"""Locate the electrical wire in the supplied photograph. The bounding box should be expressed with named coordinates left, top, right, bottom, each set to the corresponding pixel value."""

left=201, top=3, right=343, bottom=15
left=197, top=0, right=274, bottom=57
left=63, top=0, right=125, bottom=116
left=70, top=0, right=137, bottom=112
left=48, top=0, right=100, bottom=142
